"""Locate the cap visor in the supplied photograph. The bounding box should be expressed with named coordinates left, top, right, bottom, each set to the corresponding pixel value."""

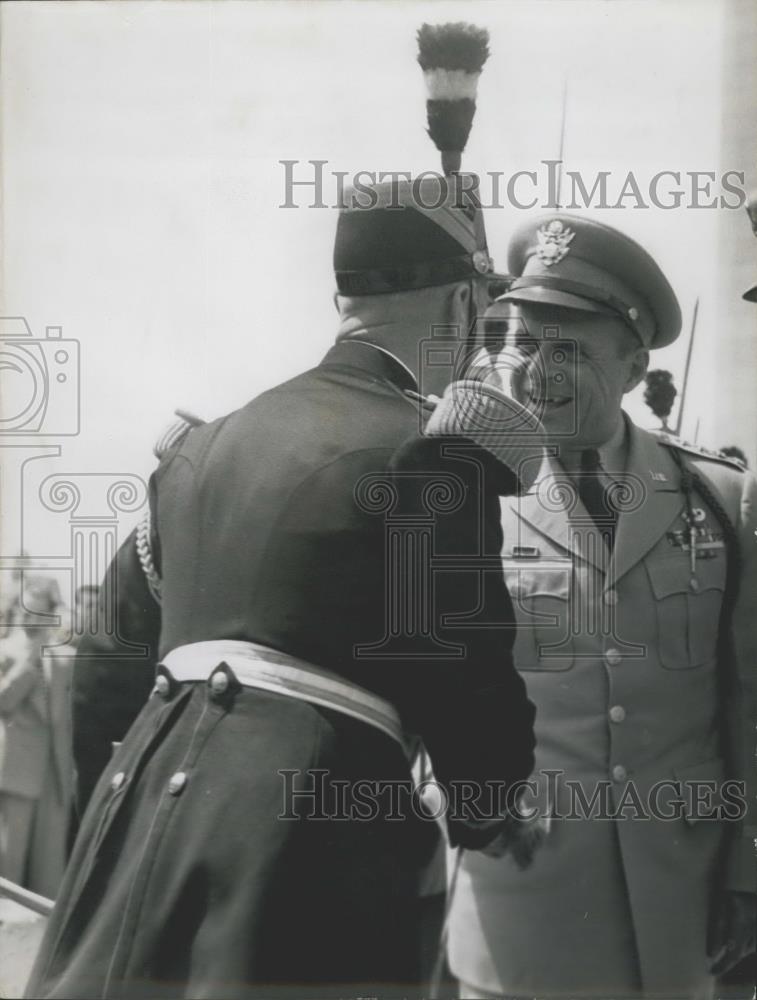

left=742, top=284, right=757, bottom=303
left=499, top=286, right=614, bottom=316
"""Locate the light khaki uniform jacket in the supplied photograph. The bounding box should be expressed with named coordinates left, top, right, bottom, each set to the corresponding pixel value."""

left=448, top=418, right=757, bottom=998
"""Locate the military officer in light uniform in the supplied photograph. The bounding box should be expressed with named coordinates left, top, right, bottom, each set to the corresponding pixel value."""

left=448, top=216, right=757, bottom=999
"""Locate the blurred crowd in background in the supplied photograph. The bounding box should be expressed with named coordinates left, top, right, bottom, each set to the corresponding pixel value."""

left=0, top=571, right=98, bottom=899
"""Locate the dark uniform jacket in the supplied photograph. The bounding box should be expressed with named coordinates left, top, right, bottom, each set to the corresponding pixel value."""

left=29, top=340, right=535, bottom=999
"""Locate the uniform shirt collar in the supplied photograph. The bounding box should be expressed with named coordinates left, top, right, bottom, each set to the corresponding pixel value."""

left=596, top=414, right=631, bottom=478
left=557, top=412, right=630, bottom=479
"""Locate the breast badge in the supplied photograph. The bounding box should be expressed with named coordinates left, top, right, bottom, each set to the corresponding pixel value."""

left=666, top=510, right=725, bottom=560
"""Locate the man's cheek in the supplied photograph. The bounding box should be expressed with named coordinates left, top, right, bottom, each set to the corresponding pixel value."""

left=511, top=368, right=531, bottom=405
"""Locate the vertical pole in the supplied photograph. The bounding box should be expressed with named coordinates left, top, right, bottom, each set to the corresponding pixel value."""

left=556, top=78, right=568, bottom=210
left=674, top=297, right=699, bottom=437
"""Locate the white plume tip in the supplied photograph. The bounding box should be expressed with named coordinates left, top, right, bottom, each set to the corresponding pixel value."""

left=422, top=68, right=480, bottom=101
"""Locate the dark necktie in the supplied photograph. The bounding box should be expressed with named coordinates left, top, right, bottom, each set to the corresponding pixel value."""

left=578, top=448, right=618, bottom=550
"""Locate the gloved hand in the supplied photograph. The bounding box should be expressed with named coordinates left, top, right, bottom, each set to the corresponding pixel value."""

left=478, top=808, right=550, bottom=870
left=423, top=377, right=546, bottom=495
left=707, top=890, right=757, bottom=976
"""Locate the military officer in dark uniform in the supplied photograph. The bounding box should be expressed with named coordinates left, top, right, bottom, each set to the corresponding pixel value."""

left=448, top=215, right=757, bottom=998
left=27, top=176, right=543, bottom=1000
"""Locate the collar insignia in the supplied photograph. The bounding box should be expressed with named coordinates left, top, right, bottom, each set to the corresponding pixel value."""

left=536, top=219, right=575, bottom=267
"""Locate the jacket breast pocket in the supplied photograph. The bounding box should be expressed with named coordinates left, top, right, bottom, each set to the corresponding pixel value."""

left=504, top=563, right=575, bottom=671
left=646, top=556, right=725, bottom=669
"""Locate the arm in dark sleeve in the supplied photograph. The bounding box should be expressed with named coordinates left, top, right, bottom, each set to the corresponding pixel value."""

left=388, top=434, right=536, bottom=849
left=72, top=526, right=160, bottom=814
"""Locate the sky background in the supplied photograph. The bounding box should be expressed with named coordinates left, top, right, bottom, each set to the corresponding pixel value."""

left=1, top=0, right=754, bottom=602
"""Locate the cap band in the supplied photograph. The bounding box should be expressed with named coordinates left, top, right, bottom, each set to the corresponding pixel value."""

left=336, top=250, right=492, bottom=296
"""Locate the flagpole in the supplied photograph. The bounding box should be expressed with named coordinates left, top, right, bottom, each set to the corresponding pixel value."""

left=556, top=78, right=568, bottom=209
left=674, top=297, right=699, bottom=437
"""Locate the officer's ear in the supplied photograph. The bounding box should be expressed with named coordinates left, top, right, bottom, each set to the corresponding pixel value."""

left=332, top=290, right=340, bottom=312
left=452, top=280, right=469, bottom=312
left=444, top=281, right=472, bottom=333
left=624, top=347, right=650, bottom=394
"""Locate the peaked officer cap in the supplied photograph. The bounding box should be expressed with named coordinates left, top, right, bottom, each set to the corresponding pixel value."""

left=499, top=214, right=682, bottom=349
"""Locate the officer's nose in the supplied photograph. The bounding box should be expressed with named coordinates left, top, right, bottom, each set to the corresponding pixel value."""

left=509, top=349, right=541, bottom=403
left=517, top=345, right=548, bottom=391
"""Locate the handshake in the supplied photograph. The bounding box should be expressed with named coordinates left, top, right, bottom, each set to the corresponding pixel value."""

left=478, top=807, right=552, bottom=870
left=418, top=780, right=551, bottom=870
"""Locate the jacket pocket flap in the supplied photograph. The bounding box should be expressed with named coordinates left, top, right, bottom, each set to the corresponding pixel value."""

left=647, top=557, right=725, bottom=600
left=503, top=564, right=572, bottom=601
left=673, top=756, right=726, bottom=824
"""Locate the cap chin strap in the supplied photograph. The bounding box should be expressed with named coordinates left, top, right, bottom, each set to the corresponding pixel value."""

left=508, top=275, right=646, bottom=343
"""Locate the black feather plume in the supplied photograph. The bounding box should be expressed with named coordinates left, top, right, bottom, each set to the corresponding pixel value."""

left=417, top=23, right=490, bottom=73
left=425, top=100, right=476, bottom=165
left=417, top=23, right=490, bottom=174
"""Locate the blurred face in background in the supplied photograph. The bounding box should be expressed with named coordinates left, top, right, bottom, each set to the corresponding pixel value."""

left=17, top=581, right=58, bottom=642
left=75, top=586, right=99, bottom=633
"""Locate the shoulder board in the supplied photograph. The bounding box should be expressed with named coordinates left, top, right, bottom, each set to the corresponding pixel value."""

left=153, top=409, right=206, bottom=460
left=654, top=430, right=745, bottom=471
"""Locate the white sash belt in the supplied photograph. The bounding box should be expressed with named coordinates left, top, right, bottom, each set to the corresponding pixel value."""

left=160, top=640, right=403, bottom=746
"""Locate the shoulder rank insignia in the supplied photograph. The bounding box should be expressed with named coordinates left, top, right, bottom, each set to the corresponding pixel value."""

left=654, top=431, right=746, bottom=471
left=536, top=219, right=575, bottom=267
left=153, top=408, right=206, bottom=460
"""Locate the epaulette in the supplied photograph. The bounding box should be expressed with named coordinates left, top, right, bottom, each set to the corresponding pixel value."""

left=139, top=409, right=207, bottom=602
left=654, top=430, right=746, bottom=472
left=153, top=408, right=205, bottom=460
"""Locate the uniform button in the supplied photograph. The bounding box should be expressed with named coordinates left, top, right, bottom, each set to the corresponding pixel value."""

left=604, top=590, right=618, bottom=606
left=605, top=648, right=622, bottom=666
left=154, top=675, right=171, bottom=697
left=210, top=670, right=229, bottom=695
left=689, top=578, right=700, bottom=593
left=111, top=771, right=126, bottom=792
left=168, top=771, right=188, bottom=796
left=612, top=764, right=627, bottom=782
left=609, top=705, right=626, bottom=723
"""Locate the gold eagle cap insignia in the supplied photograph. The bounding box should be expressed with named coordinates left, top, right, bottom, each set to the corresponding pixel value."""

left=535, top=219, right=575, bottom=266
